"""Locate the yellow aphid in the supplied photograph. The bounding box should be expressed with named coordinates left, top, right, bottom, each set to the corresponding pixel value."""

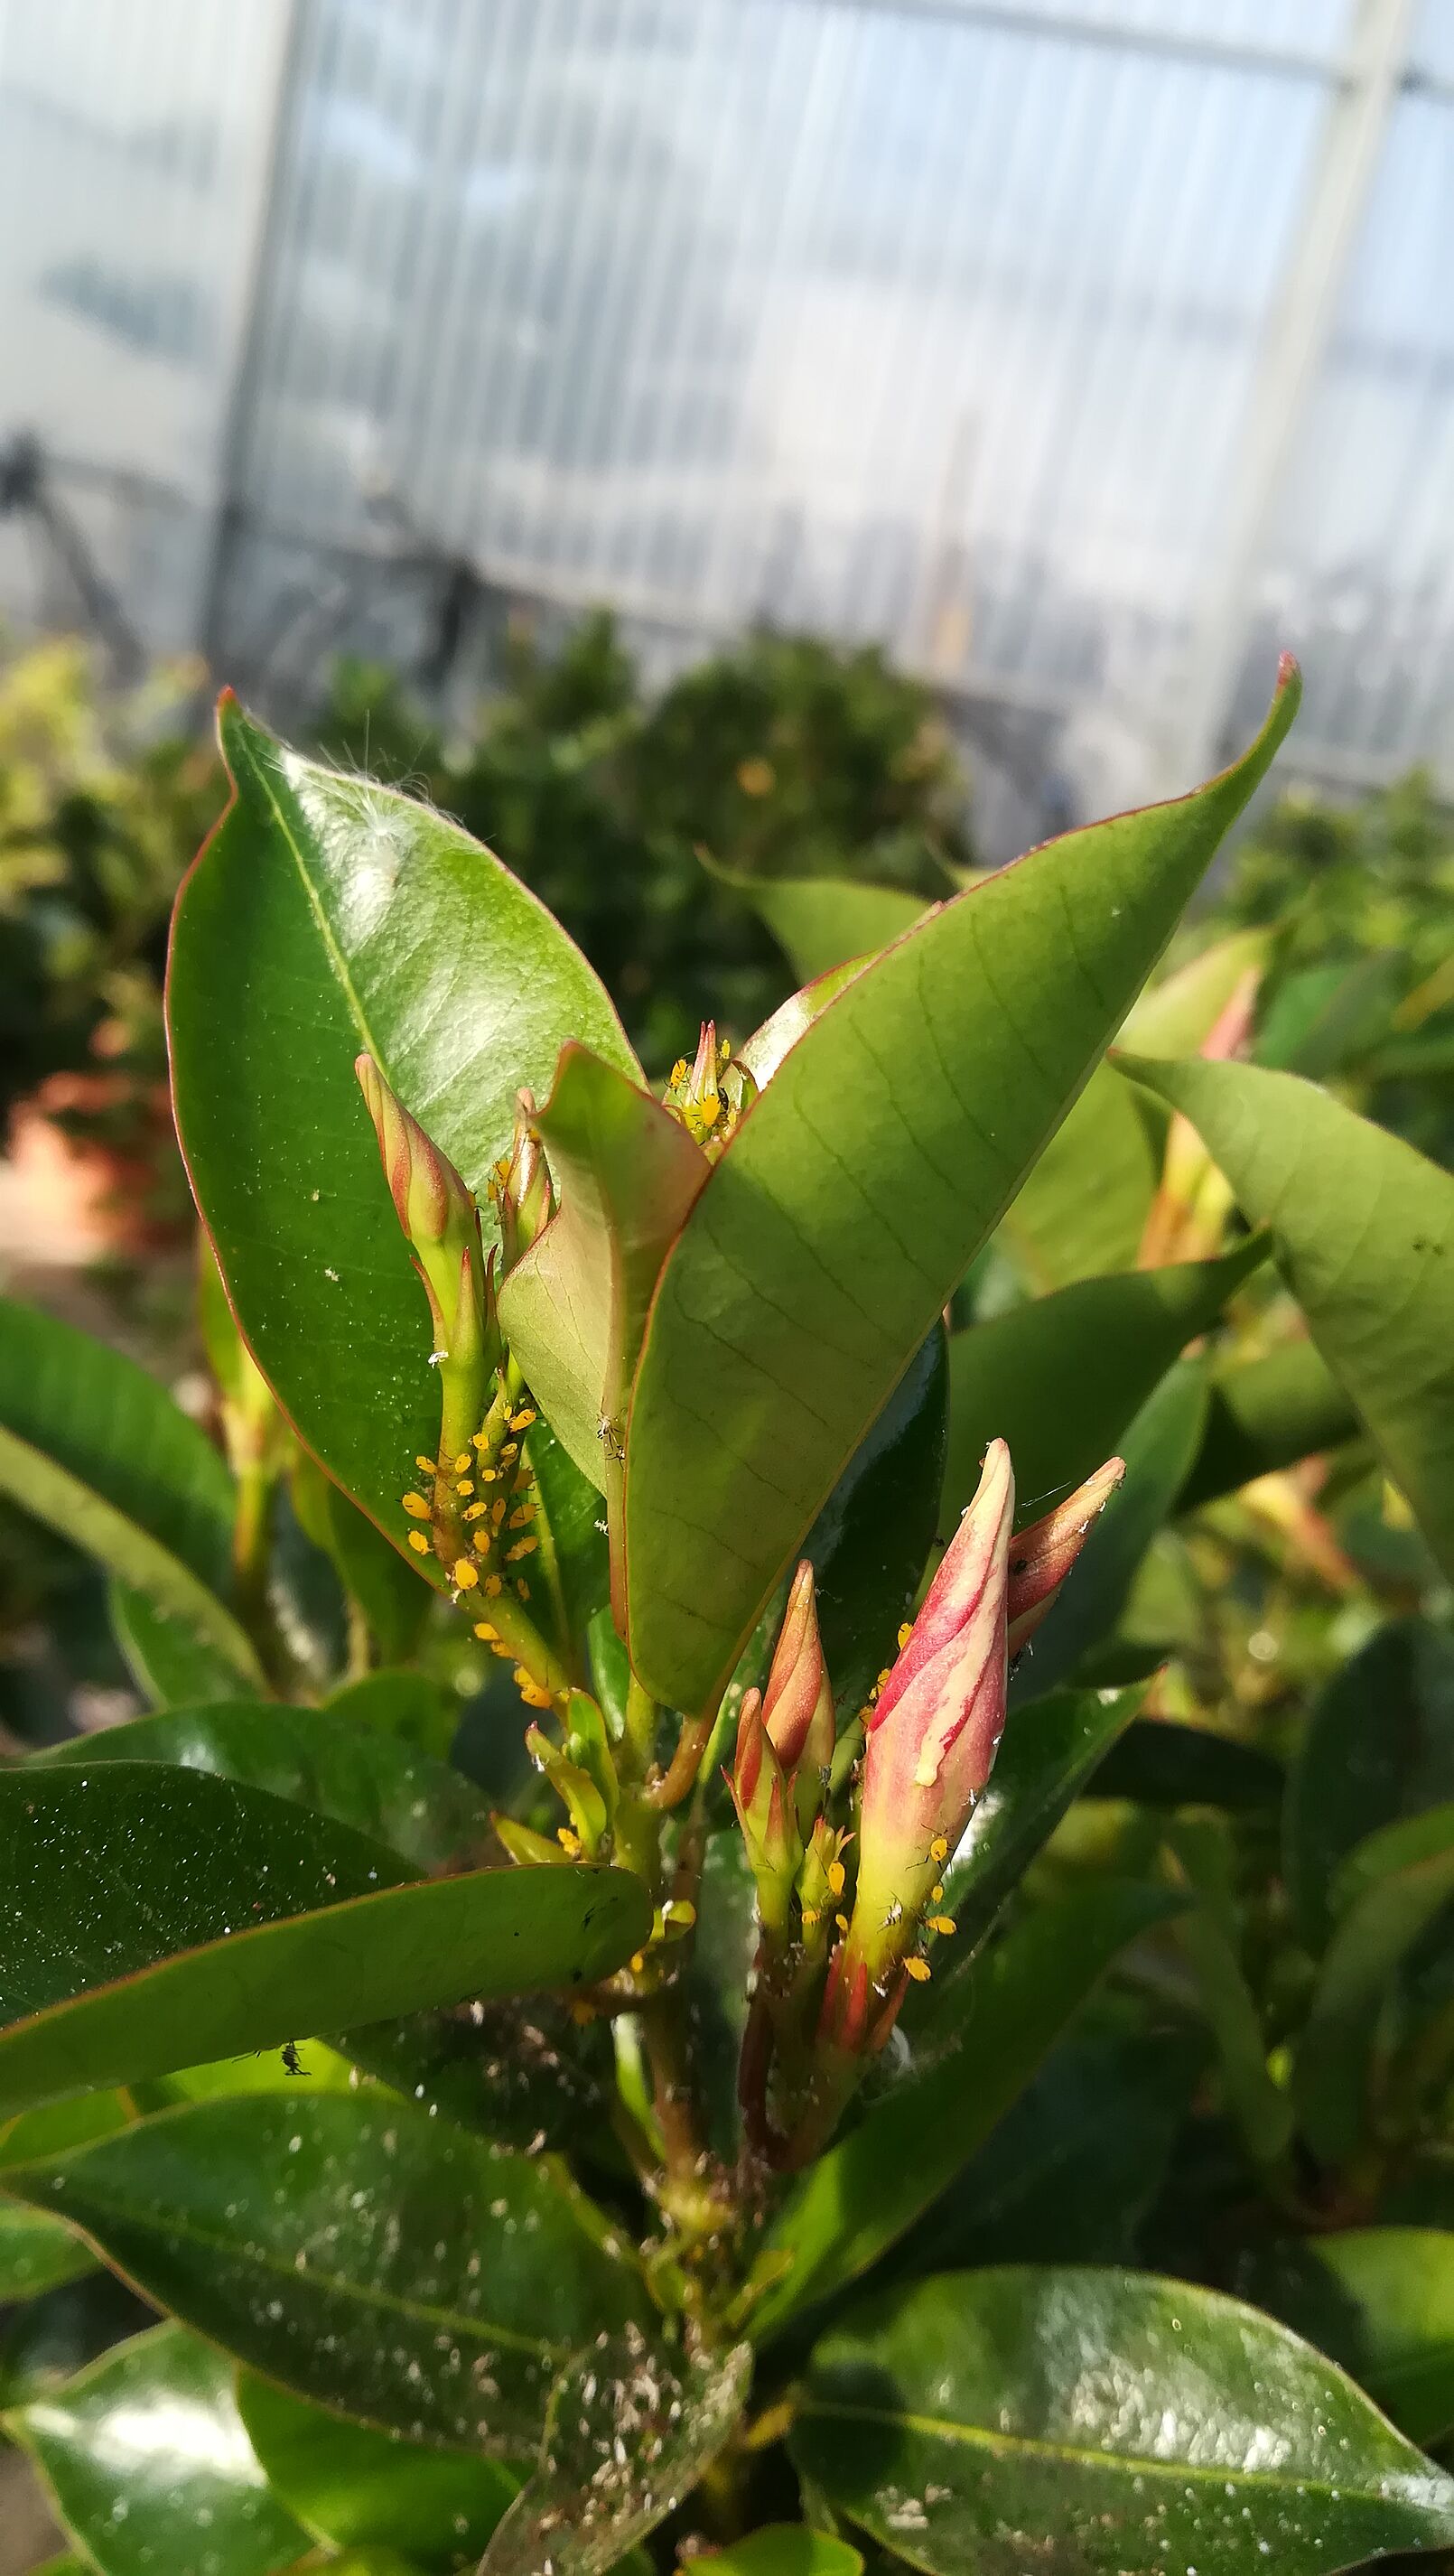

left=717, top=1037, right=732, bottom=1064
left=499, top=1441, right=519, bottom=1463
left=508, top=1506, right=532, bottom=1529
left=930, top=1836, right=950, bottom=1864
left=401, top=1493, right=429, bottom=1519
left=516, top=1580, right=530, bottom=1601
left=471, top=1430, right=490, bottom=1452
left=490, top=1498, right=507, bottom=1526
left=453, top=1452, right=471, bottom=1475
left=473, top=1621, right=497, bottom=1642
left=415, top=1455, right=435, bottom=1474
left=484, top=1574, right=504, bottom=1598
left=897, top=1621, right=913, bottom=1649
left=876, top=1667, right=892, bottom=1691
left=629, top=1951, right=646, bottom=1974
left=931, top=1883, right=946, bottom=1905
left=509, top=1408, right=536, bottom=1432
left=407, top=1532, right=431, bottom=1554
left=506, top=1536, right=538, bottom=1563
left=463, top=1501, right=488, bottom=1523
left=834, top=1911, right=849, bottom=1935
left=671, top=1060, right=687, bottom=1085
left=904, top=1956, right=932, bottom=1983
left=827, top=1860, right=846, bottom=1899
left=801, top=1907, right=821, bottom=1930
left=928, top=1916, right=956, bottom=1938
left=478, top=1467, right=498, bottom=1484
left=558, top=1827, right=583, bottom=1858
left=453, top=1559, right=480, bottom=1591
left=520, top=1682, right=551, bottom=1712
left=490, top=1639, right=514, bottom=1659
left=455, top=1477, right=474, bottom=1498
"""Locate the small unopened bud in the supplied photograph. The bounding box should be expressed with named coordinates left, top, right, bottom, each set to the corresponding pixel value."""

left=727, top=1686, right=802, bottom=1939
left=490, top=1089, right=555, bottom=1272
left=1006, top=1456, right=1126, bottom=1654
left=663, top=1021, right=754, bottom=1153
left=762, top=1560, right=836, bottom=1836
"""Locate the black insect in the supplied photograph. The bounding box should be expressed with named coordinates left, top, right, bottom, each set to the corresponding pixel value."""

left=280, top=2040, right=306, bottom=2077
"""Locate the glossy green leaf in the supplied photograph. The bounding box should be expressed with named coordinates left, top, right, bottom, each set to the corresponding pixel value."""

left=751, top=1881, right=1179, bottom=2342
left=940, top=1241, right=1263, bottom=1541
left=108, top=1579, right=246, bottom=1708
left=321, top=1482, right=432, bottom=1663
left=1014, top=1360, right=1208, bottom=1701
left=1295, top=1807, right=1454, bottom=2166
left=732, top=871, right=927, bottom=984
left=499, top=1046, right=709, bottom=1600
left=996, top=1064, right=1159, bottom=1290
left=36, top=1700, right=494, bottom=1874
left=1126, top=1053, right=1454, bottom=1579
left=167, top=697, right=635, bottom=1562
left=0, top=1294, right=260, bottom=1688
left=0, top=2201, right=96, bottom=2297
left=1178, top=1338, right=1361, bottom=1512
left=238, top=2370, right=518, bottom=2566
left=5, top=2321, right=309, bottom=2576
left=626, top=669, right=1298, bottom=1713
left=704, top=2530, right=862, bottom=2576
left=325, top=1666, right=460, bottom=1762
left=792, top=2267, right=1454, bottom=2574
left=6, top=2094, right=651, bottom=2451
left=1284, top=1619, right=1454, bottom=1950
left=1236, top=2229, right=1454, bottom=2449
left=738, top=959, right=871, bottom=1089
left=0, top=1767, right=649, bottom=2114
left=481, top=2334, right=750, bottom=2576
left=923, top=1685, right=1145, bottom=1973
left=527, top=1417, right=611, bottom=1663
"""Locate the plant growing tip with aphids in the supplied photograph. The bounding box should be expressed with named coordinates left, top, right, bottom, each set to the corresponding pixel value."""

left=8, top=649, right=1454, bottom=2575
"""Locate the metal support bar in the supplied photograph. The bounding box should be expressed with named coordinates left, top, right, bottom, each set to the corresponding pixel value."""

left=1164, top=0, right=1416, bottom=791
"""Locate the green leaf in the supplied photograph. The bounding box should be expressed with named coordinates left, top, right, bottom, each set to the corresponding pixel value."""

left=108, top=1580, right=247, bottom=1708
left=167, top=697, right=635, bottom=1562
left=0, top=1294, right=261, bottom=1688
left=1163, top=1818, right=1292, bottom=2173
left=698, top=2532, right=862, bottom=2576
left=325, top=1666, right=460, bottom=1762
left=6, top=2094, right=652, bottom=2451
left=480, top=2334, right=750, bottom=2576
left=0, top=1766, right=649, bottom=2114
left=792, top=2267, right=1454, bottom=2574
left=738, top=960, right=872, bottom=1089
left=498, top=1044, right=709, bottom=1610
left=996, top=1064, right=1158, bottom=1290
left=1284, top=1619, right=1454, bottom=1950
left=730, top=871, right=927, bottom=984
left=1120, top=928, right=1270, bottom=1058
left=0, top=2201, right=96, bottom=2298
left=1093, top=1720, right=1282, bottom=1811
left=751, top=1881, right=1179, bottom=2342
left=1236, top=2229, right=1454, bottom=2450
left=238, top=2370, right=518, bottom=2567
left=1012, top=1360, right=1209, bottom=1701
left=807, top=1322, right=948, bottom=1723
left=1125, top=1054, right=1454, bottom=1580
left=626, top=670, right=1299, bottom=1713
left=320, top=1483, right=432, bottom=1663
left=35, top=1700, right=494, bottom=1874
left=940, top=1241, right=1264, bottom=1541
left=5, top=2321, right=310, bottom=2576
left=1178, top=1338, right=1361, bottom=1512
left=924, top=1685, right=1145, bottom=1970
left=527, top=1417, right=611, bottom=1663
left=1295, top=1806, right=1454, bottom=2166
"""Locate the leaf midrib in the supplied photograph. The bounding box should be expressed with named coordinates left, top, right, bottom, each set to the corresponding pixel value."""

left=236, top=724, right=387, bottom=1071
left=798, top=2395, right=1445, bottom=2512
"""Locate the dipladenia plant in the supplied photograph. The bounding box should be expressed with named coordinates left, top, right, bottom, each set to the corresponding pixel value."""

left=6, top=654, right=1454, bottom=2576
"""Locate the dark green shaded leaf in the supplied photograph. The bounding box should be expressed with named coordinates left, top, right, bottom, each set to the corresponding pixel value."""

left=1014, top=1360, right=1208, bottom=1701
left=6, top=2095, right=651, bottom=2451
left=167, top=698, right=634, bottom=1560
left=5, top=2321, right=308, bottom=2576
left=0, top=2272, right=155, bottom=2413
left=1126, top=1054, right=1454, bottom=1580
left=0, top=1294, right=259, bottom=1686
left=752, top=1881, right=1179, bottom=2342
left=1094, top=1720, right=1282, bottom=1810
left=481, top=2333, right=750, bottom=2576
left=1236, top=2229, right=1454, bottom=2449
left=808, top=1322, right=948, bottom=1722
left=325, top=1667, right=460, bottom=1762
left=322, top=1484, right=432, bottom=1663
left=238, top=2369, right=518, bottom=2567
left=1178, top=1338, right=1361, bottom=1510
left=626, top=673, right=1300, bottom=1712
left=704, top=2531, right=862, bottom=2576
left=36, top=1700, right=494, bottom=1873
left=1295, top=1810, right=1454, bottom=2167
left=108, top=1580, right=245, bottom=1708
left=1284, top=1619, right=1454, bottom=1950
left=732, top=873, right=927, bottom=985
left=1164, top=1819, right=1292, bottom=2174
left=0, top=1767, right=649, bottom=2114
left=0, top=2201, right=96, bottom=2297
left=996, top=1065, right=1158, bottom=1289
left=793, top=2267, right=1454, bottom=2574
left=941, top=1242, right=1263, bottom=1541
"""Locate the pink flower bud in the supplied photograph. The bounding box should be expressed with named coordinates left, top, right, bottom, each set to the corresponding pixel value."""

left=762, top=1560, right=836, bottom=1834
left=727, top=1686, right=802, bottom=1938
left=1006, top=1456, right=1125, bottom=1655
